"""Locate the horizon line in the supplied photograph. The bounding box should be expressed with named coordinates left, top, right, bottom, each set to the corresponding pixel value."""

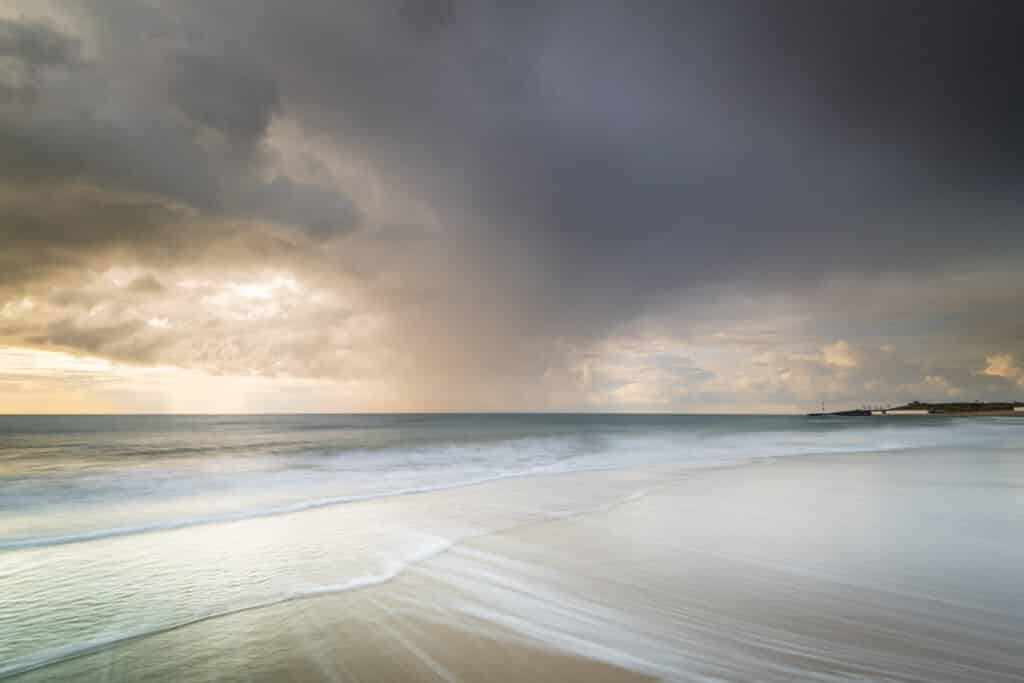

left=0, top=410, right=800, bottom=417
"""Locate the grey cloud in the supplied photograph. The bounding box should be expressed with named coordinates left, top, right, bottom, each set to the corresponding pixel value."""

left=27, top=2, right=1024, bottom=285
left=0, top=182, right=322, bottom=311
left=127, top=274, right=165, bottom=294
left=0, top=186, right=192, bottom=292
left=0, top=13, right=357, bottom=238
left=236, top=175, right=360, bottom=237
left=2, top=1, right=1023, bottom=407
left=0, top=17, right=80, bottom=101
left=176, top=0, right=1024, bottom=319
left=0, top=18, right=79, bottom=67
left=28, top=318, right=148, bottom=357
left=169, top=49, right=279, bottom=142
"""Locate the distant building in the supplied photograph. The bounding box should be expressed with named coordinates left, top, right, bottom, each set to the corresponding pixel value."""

left=812, top=401, right=1021, bottom=417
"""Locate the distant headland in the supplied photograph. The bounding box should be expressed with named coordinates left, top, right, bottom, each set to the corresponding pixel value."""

left=808, top=401, right=1024, bottom=417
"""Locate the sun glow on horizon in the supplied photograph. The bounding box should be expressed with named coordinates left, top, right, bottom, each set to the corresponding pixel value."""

left=0, top=346, right=361, bottom=414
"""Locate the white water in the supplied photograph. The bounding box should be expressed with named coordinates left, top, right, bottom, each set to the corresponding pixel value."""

left=2, top=415, right=1023, bottom=681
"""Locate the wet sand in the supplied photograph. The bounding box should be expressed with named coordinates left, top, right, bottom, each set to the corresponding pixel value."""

left=10, top=448, right=1024, bottom=682
left=10, top=565, right=652, bottom=683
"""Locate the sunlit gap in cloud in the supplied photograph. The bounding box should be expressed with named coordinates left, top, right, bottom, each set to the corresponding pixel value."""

left=0, top=344, right=360, bottom=415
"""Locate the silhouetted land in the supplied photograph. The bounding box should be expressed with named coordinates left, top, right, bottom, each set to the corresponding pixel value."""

left=808, top=401, right=1024, bottom=417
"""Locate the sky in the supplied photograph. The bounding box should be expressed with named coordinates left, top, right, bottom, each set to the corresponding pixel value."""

left=1, top=0, right=1023, bottom=413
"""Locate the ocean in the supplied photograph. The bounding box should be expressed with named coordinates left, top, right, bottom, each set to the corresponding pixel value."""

left=1, top=414, right=1022, bottom=681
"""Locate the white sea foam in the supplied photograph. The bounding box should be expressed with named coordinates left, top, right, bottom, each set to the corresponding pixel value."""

left=4, top=417, right=997, bottom=551
left=3, top=415, right=1022, bottom=681
left=0, top=463, right=598, bottom=551
left=0, top=483, right=670, bottom=679
left=391, top=454, right=1024, bottom=682
left=0, top=535, right=456, bottom=679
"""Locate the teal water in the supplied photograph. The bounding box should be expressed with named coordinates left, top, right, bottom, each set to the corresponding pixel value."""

left=2, top=414, right=1023, bottom=680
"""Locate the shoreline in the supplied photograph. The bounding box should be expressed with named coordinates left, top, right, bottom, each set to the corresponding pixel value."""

left=810, top=412, right=1024, bottom=417
left=9, top=445, right=1024, bottom=681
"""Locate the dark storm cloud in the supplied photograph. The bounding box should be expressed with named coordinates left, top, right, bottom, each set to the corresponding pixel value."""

left=0, top=186, right=189, bottom=291
left=722, top=1, right=1024, bottom=185
left=168, top=49, right=279, bottom=142
left=0, top=16, right=80, bottom=107
left=171, top=1, right=1024, bottom=302
left=14, top=2, right=1024, bottom=279
left=2, top=1, right=1022, bottom=407
left=0, top=11, right=357, bottom=240
left=0, top=17, right=79, bottom=76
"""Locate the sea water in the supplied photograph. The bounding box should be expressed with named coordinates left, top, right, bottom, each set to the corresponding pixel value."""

left=1, top=414, right=1022, bottom=680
